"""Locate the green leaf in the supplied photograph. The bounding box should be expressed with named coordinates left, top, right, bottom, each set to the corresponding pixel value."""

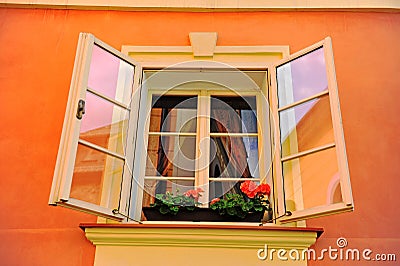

left=159, top=205, right=169, bottom=214
left=186, top=206, right=195, bottom=211
left=254, top=205, right=263, bottom=211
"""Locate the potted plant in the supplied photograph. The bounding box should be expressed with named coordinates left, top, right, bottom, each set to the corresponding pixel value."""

left=143, top=188, right=221, bottom=221
left=209, top=180, right=271, bottom=221
left=146, top=188, right=204, bottom=216
left=142, top=181, right=271, bottom=222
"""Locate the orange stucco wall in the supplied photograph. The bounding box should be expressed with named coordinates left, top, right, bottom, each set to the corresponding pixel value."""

left=0, top=8, right=399, bottom=265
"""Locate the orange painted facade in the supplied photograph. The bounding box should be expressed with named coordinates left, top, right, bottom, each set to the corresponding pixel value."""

left=0, top=7, right=399, bottom=265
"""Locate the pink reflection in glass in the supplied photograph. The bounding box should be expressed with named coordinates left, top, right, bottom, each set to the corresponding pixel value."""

left=81, top=93, right=112, bottom=132
left=88, top=45, right=119, bottom=99
left=277, top=47, right=331, bottom=145
left=277, top=47, right=328, bottom=107
left=88, top=45, right=134, bottom=104
left=80, top=93, right=128, bottom=154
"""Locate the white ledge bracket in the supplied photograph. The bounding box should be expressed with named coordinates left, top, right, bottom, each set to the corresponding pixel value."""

left=189, top=32, right=218, bottom=57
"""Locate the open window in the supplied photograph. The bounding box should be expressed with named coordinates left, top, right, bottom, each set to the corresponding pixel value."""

left=49, top=33, right=353, bottom=224
left=139, top=88, right=266, bottom=209
left=270, top=37, right=354, bottom=223
left=49, top=33, right=142, bottom=221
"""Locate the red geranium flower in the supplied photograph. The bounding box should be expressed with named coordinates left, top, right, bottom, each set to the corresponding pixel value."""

left=184, top=188, right=204, bottom=201
left=257, top=183, right=271, bottom=196
left=196, top=188, right=205, bottom=193
left=240, top=180, right=259, bottom=198
left=210, top=198, right=220, bottom=205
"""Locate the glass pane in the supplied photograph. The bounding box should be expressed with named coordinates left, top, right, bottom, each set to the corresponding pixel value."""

left=209, top=180, right=249, bottom=200
left=149, top=95, right=198, bottom=132
left=145, top=136, right=196, bottom=177
left=142, top=179, right=195, bottom=207
left=279, top=96, right=334, bottom=157
left=277, top=47, right=328, bottom=108
left=88, top=44, right=134, bottom=105
left=210, top=136, right=259, bottom=178
left=211, top=96, right=257, bottom=133
left=282, top=147, right=341, bottom=212
left=70, top=144, right=124, bottom=207
left=80, top=92, right=129, bottom=155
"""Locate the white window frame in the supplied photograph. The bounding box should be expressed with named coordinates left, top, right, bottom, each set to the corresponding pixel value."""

left=138, top=87, right=266, bottom=210
left=48, top=33, right=142, bottom=221
left=270, top=37, right=354, bottom=223
left=49, top=33, right=354, bottom=224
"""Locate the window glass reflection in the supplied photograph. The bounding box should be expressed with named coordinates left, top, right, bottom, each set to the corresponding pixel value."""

left=80, top=92, right=128, bottom=155
left=146, top=136, right=196, bottom=177
left=282, top=147, right=340, bottom=211
left=279, top=96, right=334, bottom=157
left=71, top=144, right=124, bottom=207
left=277, top=48, right=328, bottom=108
left=210, top=96, right=257, bottom=133
left=209, top=137, right=259, bottom=178
left=209, top=180, right=247, bottom=200
left=149, top=95, right=197, bottom=133
left=88, top=44, right=134, bottom=105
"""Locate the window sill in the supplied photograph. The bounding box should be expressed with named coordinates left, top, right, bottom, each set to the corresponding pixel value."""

left=80, top=223, right=323, bottom=265
left=81, top=222, right=323, bottom=234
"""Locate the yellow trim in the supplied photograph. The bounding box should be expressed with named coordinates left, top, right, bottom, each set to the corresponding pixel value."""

left=122, top=45, right=289, bottom=69
left=84, top=225, right=318, bottom=248
left=83, top=225, right=320, bottom=265
left=1, top=0, right=399, bottom=11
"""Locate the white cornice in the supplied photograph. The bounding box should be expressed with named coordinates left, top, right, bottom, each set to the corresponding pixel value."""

left=0, top=0, right=399, bottom=11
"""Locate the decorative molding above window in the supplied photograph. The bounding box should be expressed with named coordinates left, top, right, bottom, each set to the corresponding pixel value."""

left=122, top=33, right=290, bottom=69
left=189, top=32, right=218, bottom=57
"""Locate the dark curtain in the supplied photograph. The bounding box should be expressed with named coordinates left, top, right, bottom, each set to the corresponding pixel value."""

left=155, top=108, right=170, bottom=194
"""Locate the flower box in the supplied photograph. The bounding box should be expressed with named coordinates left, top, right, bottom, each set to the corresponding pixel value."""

left=142, top=207, right=265, bottom=222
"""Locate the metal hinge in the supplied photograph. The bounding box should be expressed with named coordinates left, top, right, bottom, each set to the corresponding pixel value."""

left=76, top=99, right=85, bottom=120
